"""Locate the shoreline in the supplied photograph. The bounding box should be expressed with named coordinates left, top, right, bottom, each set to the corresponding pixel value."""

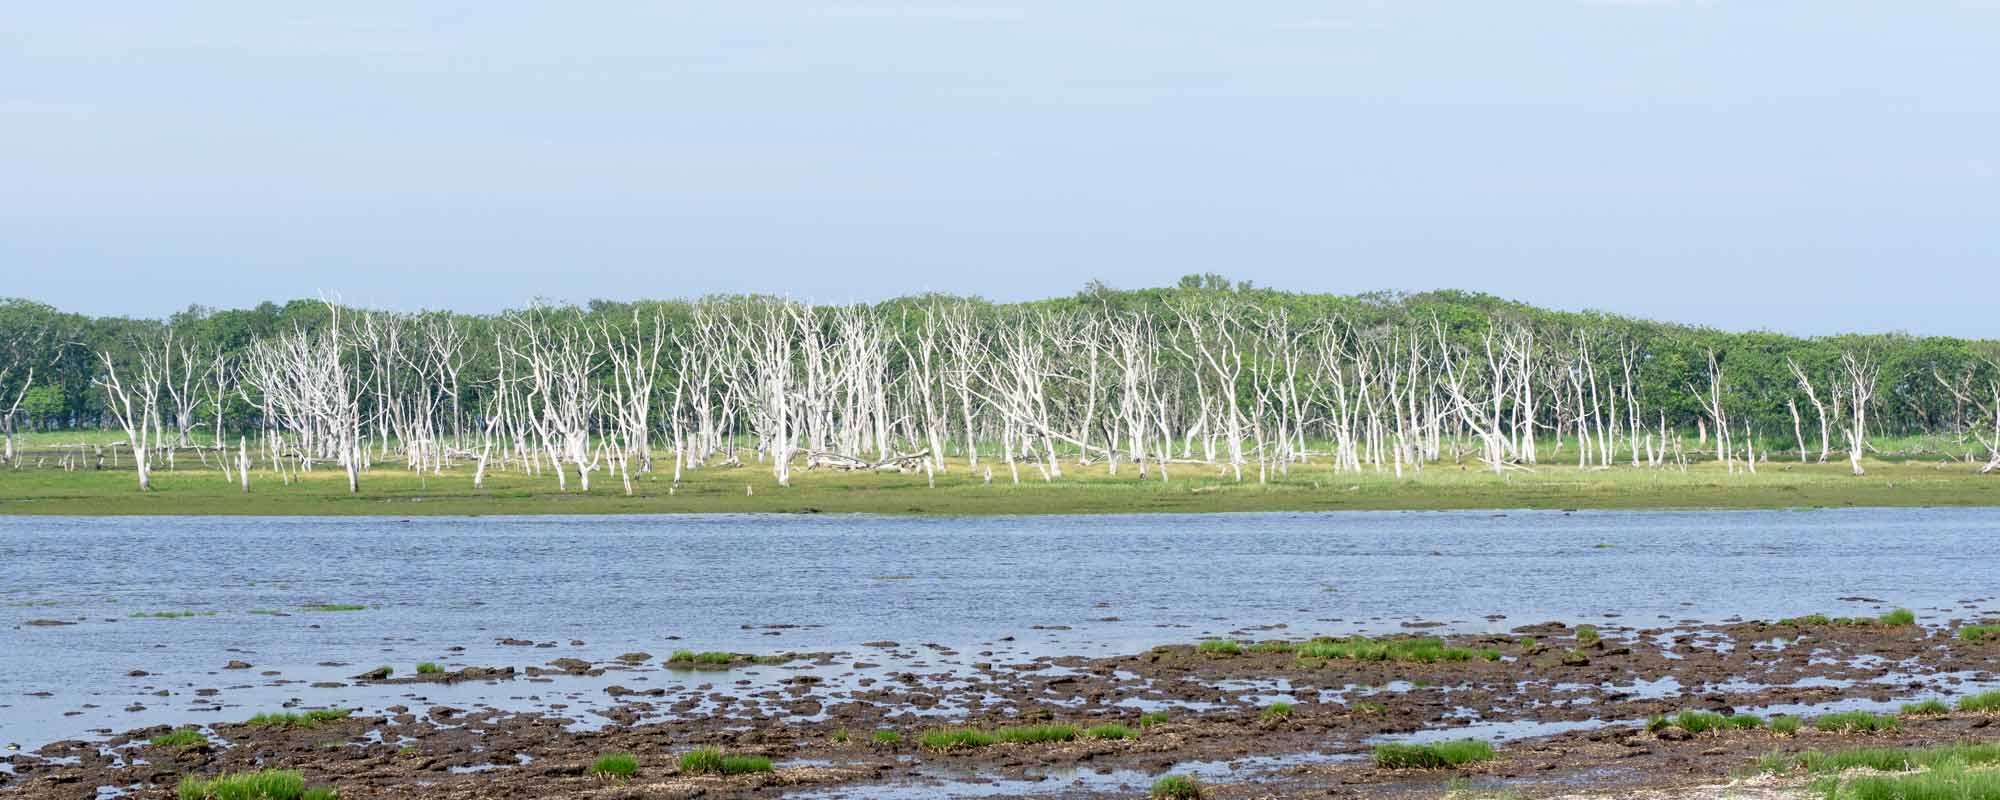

left=5, top=615, right=1998, bottom=798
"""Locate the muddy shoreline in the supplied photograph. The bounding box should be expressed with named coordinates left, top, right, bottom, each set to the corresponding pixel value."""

left=6, top=612, right=1999, bottom=799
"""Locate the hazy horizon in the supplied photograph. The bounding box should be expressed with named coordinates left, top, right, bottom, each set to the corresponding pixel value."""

left=6, top=2, right=1995, bottom=337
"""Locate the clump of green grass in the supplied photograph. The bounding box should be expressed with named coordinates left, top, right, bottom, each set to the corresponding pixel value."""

left=150, top=728, right=208, bottom=748
left=1657, top=710, right=1761, bottom=734
left=1084, top=723, right=1136, bottom=740
left=1247, top=641, right=1294, bottom=654
left=918, top=724, right=1078, bottom=751
left=1352, top=701, right=1387, bottom=715
left=176, top=770, right=306, bottom=800
left=1477, top=648, right=1502, bottom=661
left=1576, top=626, right=1600, bottom=644
left=1795, top=742, right=2000, bottom=774
left=666, top=650, right=736, bottom=666
left=1137, top=712, right=1170, bottom=728
left=1372, top=739, right=1497, bottom=769
left=1960, top=624, right=2000, bottom=642
left=872, top=729, right=901, bottom=744
left=1150, top=774, right=1203, bottom=799
left=1900, top=698, right=1950, bottom=716
left=1196, top=640, right=1242, bottom=656
left=1518, top=637, right=1537, bottom=649
left=300, top=604, right=367, bottom=612
left=1294, top=636, right=1474, bottom=664
left=831, top=729, right=849, bottom=744
left=247, top=609, right=282, bottom=616
left=590, top=753, right=637, bottom=777
left=677, top=748, right=772, bottom=775
left=1770, top=715, right=1802, bottom=735
left=1813, top=711, right=1900, bottom=733
left=131, top=610, right=215, bottom=619
left=1878, top=608, right=1916, bottom=626
left=414, top=662, right=441, bottom=674
left=1820, top=765, right=2000, bottom=800
left=244, top=708, right=352, bottom=729
left=302, top=789, right=337, bottom=800
left=1260, top=702, right=1294, bottom=720
left=1958, top=689, right=2000, bottom=712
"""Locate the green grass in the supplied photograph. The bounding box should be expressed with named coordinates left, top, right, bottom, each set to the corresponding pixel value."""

left=1960, top=690, right=2000, bottom=712
left=1656, top=710, right=1762, bottom=734
left=301, top=790, right=336, bottom=800
left=1477, top=648, right=1502, bottom=661
left=590, top=753, right=638, bottom=777
left=1879, top=608, right=1918, bottom=626
left=177, top=770, right=312, bottom=800
left=1771, top=715, right=1803, bottom=735
left=6, top=455, right=1994, bottom=517
left=1902, top=699, right=1951, bottom=716
left=1294, top=636, right=1475, bottom=664
left=1790, top=742, right=2000, bottom=774
left=1151, top=774, right=1203, bottom=799
left=1961, top=624, right=2000, bottom=642
left=131, top=610, right=215, bottom=619
left=1818, top=766, right=2000, bottom=800
left=1778, top=609, right=1918, bottom=628
left=1260, top=702, right=1294, bottom=720
left=872, top=729, right=901, bottom=744
left=1084, top=723, right=1137, bottom=740
left=243, top=708, right=352, bottom=729
left=919, top=724, right=1080, bottom=751
left=677, top=748, right=772, bottom=775
left=1576, top=626, right=1600, bottom=644
left=1352, top=701, right=1387, bottom=715
left=1814, top=711, right=1901, bottom=733
left=666, top=650, right=736, bottom=665
left=1138, top=712, right=1171, bottom=728
left=1196, top=639, right=1242, bottom=656
left=414, top=662, right=441, bottom=674
left=299, top=604, right=366, bottom=612
left=1373, top=739, right=1498, bottom=769
left=150, top=728, right=208, bottom=748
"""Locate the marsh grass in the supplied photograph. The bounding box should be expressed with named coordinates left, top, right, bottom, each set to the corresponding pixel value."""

left=1878, top=608, right=1917, bottom=626
left=918, top=724, right=1078, bottom=751
left=1575, top=626, right=1599, bottom=644
left=1084, top=723, right=1136, bottom=740
left=1657, top=711, right=1762, bottom=734
left=872, top=729, right=901, bottom=744
left=1260, top=702, right=1294, bottom=720
left=1352, top=702, right=1387, bottom=715
left=150, top=728, right=208, bottom=748
left=1151, top=774, right=1202, bottom=799
left=1770, top=715, right=1803, bottom=735
left=1372, top=739, right=1497, bottom=769
left=667, top=650, right=736, bottom=666
left=1196, top=640, right=1242, bottom=656
left=677, top=748, right=772, bottom=775
left=415, top=662, right=441, bottom=674
left=131, top=610, right=215, bottom=619
left=1477, top=648, right=1502, bottom=662
left=1821, top=766, right=2000, bottom=800
left=1814, top=711, right=1900, bottom=733
left=1901, top=699, right=1950, bottom=716
left=1137, top=712, right=1171, bottom=728
left=176, top=770, right=307, bottom=800
left=300, top=604, right=366, bottom=612
left=1294, top=636, right=1473, bottom=664
left=1793, top=742, right=2000, bottom=774
left=1778, top=609, right=1916, bottom=628
left=244, top=709, right=352, bottom=729
left=1247, top=641, right=1293, bottom=654
left=1960, top=624, right=2000, bottom=642
left=590, top=753, right=638, bottom=777
left=1958, top=689, right=2000, bottom=712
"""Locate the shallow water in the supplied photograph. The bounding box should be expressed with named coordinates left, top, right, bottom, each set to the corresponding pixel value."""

left=3, top=507, right=1998, bottom=749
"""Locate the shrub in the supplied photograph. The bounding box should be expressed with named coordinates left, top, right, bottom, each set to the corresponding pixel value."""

left=1373, top=739, right=1497, bottom=769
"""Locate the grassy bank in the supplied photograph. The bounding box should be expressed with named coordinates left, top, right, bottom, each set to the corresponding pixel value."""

left=0, top=454, right=1993, bottom=516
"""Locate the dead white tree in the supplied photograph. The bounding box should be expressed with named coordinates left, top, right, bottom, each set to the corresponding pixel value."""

left=1839, top=350, right=1879, bottom=476
left=94, top=342, right=168, bottom=491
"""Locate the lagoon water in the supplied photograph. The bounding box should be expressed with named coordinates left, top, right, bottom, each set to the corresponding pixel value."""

left=3, top=508, right=1997, bottom=748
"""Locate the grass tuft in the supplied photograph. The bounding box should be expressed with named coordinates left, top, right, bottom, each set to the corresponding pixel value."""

left=591, top=753, right=638, bottom=777
left=872, top=729, right=901, bottom=745
left=150, top=728, right=208, bottom=748
left=1960, top=624, right=2000, bottom=642
left=244, top=708, right=352, bottom=729
left=1372, top=739, right=1498, bottom=769
left=1196, top=640, right=1242, bottom=656
left=1576, top=626, right=1600, bottom=644
left=1138, top=712, right=1171, bottom=728
left=1900, top=699, right=1950, bottom=716
left=1878, top=608, right=1917, bottom=626
left=666, top=650, right=736, bottom=666
left=918, top=724, right=1078, bottom=751
left=1084, top=723, right=1136, bottom=740
left=300, top=604, right=366, bottom=612
left=415, top=662, right=441, bottom=674
left=1150, top=774, right=1203, bottom=799
left=1294, top=636, right=1475, bottom=664
left=1260, top=702, right=1294, bottom=720
left=677, top=748, right=771, bottom=775
left=1770, top=715, right=1802, bottom=735
left=176, top=770, right=310, bottom=800
left=1958, top=689, right=2000, bottom=712
left=1813, top=711, right=1900, bottom=733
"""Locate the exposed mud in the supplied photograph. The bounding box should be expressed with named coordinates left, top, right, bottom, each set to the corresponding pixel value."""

left=4, top=618, right=1997, bottom=799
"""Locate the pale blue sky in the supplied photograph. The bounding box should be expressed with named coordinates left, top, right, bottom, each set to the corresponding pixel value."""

left=4, top=2, right=1995, bottom=336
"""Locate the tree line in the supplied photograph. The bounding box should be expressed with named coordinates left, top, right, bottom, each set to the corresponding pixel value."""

left=2, top=277, right=1996, bottom=491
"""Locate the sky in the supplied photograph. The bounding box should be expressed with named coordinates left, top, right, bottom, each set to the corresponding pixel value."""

left=3, top=2, right=1995, bottom=337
